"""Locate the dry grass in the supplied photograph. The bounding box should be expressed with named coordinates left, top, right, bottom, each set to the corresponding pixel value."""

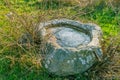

left=85, top=35, right=120, bottom=79
left=0, top=0, right=120, bottom=79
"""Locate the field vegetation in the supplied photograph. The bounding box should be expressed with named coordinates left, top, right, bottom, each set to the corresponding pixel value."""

left=0, top=0, right=120, bottom=80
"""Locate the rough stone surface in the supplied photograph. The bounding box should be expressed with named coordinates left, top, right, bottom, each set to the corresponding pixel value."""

left=50, top=27, right=91, bottom=47
left=37, top=19, right=103, bottom=76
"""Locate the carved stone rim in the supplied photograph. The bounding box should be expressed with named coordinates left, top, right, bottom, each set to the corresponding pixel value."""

left=37, top=19, right=103, bottom=50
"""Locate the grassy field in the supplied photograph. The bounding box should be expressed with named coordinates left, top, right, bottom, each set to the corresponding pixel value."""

left=0, top=0, right=120, bottom=80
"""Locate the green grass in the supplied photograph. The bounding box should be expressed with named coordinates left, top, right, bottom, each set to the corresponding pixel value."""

left=0, top=0, right=120, bottom=80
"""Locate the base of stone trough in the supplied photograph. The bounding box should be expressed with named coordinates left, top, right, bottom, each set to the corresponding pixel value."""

left=37, top=19, right=103, bottom=76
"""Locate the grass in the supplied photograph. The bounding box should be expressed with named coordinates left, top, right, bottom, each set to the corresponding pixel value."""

left=0, top=0, right=120, bottom=80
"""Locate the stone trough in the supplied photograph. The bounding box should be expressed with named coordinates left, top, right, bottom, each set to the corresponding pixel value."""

left=36, top=19, right=103, bottom=76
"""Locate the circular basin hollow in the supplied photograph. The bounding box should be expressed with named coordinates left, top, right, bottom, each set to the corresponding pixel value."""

left=49, top=26, right=91, bottom=47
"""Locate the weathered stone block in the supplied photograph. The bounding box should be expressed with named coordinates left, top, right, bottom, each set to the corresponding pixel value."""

left=37, top=19, right=103, bottom=76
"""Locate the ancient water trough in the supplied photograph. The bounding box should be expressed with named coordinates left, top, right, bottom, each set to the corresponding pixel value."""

left=36, top=19, right=103, bottom=76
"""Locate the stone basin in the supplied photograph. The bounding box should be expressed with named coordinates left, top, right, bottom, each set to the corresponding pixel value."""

left=36, top=19, right=103, bottom=76
left=49, top=27, right=91, bottom=47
